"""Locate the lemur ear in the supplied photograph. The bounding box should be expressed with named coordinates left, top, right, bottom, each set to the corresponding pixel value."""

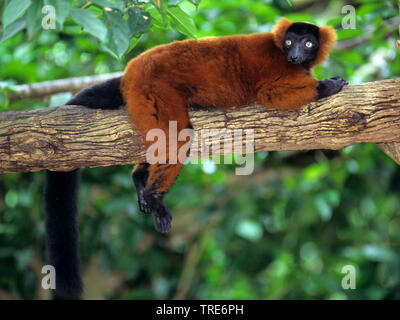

left=272, top=18, right=293, bottom=50
left=311, top=25, right=337, bottom=67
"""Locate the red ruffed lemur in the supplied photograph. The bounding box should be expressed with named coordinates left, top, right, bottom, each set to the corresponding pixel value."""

left=44, top=18, right=347, bottom=298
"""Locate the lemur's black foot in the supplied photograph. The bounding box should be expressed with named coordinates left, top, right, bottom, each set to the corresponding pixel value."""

left=132, top=164, right=152, bottom=213
left=153, top=203, right=172, bottom=233
left=137, top=189, right=172, bottom=233
left=317, top=77, right=348, bottom=99
left=137, top=189, right=152, bottom=213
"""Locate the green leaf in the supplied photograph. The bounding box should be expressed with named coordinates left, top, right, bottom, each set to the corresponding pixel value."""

left=127, top=35, right=143, bottom=52
left=154, top=0, right=169, bottom=27
left=128, top=7, right=152, bottom=35
left=2, top=0, right=31, bottom=29
left=167, top=6, right=197, bottom=38
left=26, top=0, right=43, bottom=38
left=326, top=17, right=342, bottom=27
left=168, top=0, right=182, bottom=5
left=147, top=6, right=169, bottom=30
left=70, top=8, right=107, bottom=42
left=104, top=11, right=130, bottom=58
left=0, top=17, right=27, bottom=43
left=357, top=3, right=382, bottom=16
left=337, top=29, right=364, bottom=41
left=91, top=0, right=124, bottom=11
left=188, top=0, right=200, bottom=6
left=100, top=45, right=118, bottom=60
left=54, top=0, right=71, bottom=28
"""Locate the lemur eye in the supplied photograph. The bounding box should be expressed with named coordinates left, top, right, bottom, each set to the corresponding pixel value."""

left=305, top=41, right=313, bottom=48
left=285, top=39, right=292, bottom=46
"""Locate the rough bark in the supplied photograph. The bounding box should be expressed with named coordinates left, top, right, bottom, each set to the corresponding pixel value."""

left=382, top=4, right=400, bottom=165
left=0, top=79, right=400, bottom=174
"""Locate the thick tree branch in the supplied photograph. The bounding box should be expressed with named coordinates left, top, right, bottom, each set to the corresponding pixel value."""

left=381, top=2, right=400, bottom=164
left=0, top=79, right=400, bottom=174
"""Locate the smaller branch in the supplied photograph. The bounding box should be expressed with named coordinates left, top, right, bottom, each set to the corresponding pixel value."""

left=7, top=72, right=123, bottom=102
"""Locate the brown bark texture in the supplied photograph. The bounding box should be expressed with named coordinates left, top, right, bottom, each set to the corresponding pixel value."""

left=0, top=79, right=400, bottom=173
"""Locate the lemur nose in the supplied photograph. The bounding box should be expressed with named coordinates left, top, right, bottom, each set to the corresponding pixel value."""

left=290, top=56, right=298, bottom=62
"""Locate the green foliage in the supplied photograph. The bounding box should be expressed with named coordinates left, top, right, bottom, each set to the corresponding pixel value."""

left=2, top=0, right=32, bottom=30
left=1, top=0, right=400, bottom=300
left=1, top=0, right=199, bottom=58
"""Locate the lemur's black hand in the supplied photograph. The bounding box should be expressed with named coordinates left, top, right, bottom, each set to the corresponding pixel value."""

left=317, top=77, right=348, bottom=99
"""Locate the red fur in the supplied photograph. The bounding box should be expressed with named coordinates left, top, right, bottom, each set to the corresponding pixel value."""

left=313, top=25, right=337, bottom=66
left=121, top=18, right=337, bottom=193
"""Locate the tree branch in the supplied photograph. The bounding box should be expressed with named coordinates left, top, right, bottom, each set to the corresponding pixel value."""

left=7, top=72, right=124, bottom=101
left=381, top=2, right=400, bottom=164
left=1, top=79, right=400, bottom=174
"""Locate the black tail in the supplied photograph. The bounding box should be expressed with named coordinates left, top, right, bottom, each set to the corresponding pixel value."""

left=44, top=170, right=82, bottom=299
left=44, top=77, right=124, bottom=299
left=67, top=76, right=124, bottom=109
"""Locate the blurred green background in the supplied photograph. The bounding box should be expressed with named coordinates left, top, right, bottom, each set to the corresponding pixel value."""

left=1, top=0, right=400, bottom=299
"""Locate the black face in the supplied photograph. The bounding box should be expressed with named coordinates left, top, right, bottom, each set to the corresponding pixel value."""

left=283, top=22, right=319, bottom=67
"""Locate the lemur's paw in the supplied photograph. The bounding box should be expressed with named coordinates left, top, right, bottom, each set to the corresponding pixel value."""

left=138, top=190, right=152, bottom=213
left=137, top=189, right=172, bottom=232
left=318, top=77, right=349, bottom=99
left=330, top=76, right=348, bottom=88
left=153, top=205, right=172, bottom=233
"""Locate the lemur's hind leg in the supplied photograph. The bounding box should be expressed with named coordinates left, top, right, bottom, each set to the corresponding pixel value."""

left=134, top=163, right=185, bottom=233
left=132, top=163, right=184, bottom=211
left=132, top=163, right=150, bottom=213
left=127, top=83, right=192, bottom=232
left=132, top=156, right=189, bottom=233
